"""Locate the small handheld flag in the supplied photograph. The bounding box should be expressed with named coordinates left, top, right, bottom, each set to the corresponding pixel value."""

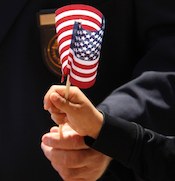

left=55, top=4, right=105, bottom=133
left=55, top=4, right=105, bottom=89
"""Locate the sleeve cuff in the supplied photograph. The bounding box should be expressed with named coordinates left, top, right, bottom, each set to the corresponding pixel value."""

left=85, top=112, right=138, bottom=166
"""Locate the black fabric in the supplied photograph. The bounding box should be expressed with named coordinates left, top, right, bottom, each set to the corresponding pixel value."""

left=87, top=112, right=175, bottom=181
left=95, top=0, right=175, bottom=180
left=1, top=0, right=175, bottom=180
left=0, top=0, right=114, bottom=180
left=87, top=114, right=137, bottom=165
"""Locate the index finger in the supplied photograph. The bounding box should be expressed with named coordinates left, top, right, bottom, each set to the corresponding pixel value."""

left=42, top=130, right=89, bottom=150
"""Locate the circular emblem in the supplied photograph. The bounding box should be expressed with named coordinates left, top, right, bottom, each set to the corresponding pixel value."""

left=46, top=34, right=62, bottom=76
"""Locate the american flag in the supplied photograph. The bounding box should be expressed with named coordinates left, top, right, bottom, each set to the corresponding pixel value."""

left=55, top=4, right=105, bottom=88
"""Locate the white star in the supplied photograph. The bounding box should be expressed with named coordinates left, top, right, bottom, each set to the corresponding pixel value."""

left=90, top=38, right=94, bottom=42
left=78, top=48, right=82, bottom=52
left=95, top=35, right=99, bottom=39
left=91, top=47, right=95, bottom=51
left=98, top=39, right=102, bottom=44
left=91, top=32, right=96, bottom=36
left=88, top=44, right=93, bottom=48
left=96, top=43, right=100, bottom=47
left=100, top=31, right=104, bottom=36
left=83, top=47, right=87, bottom=51
left=83, top=30, right=87, bottom=34
left=81, top=36, right=86, bottom=41
left=95, top=49, right=98, bottom=53
left=86, top=50, right=91, bottom=54
left=86, top=34, right=90, bottom=39
left=81, top=52, right=85, bottom=57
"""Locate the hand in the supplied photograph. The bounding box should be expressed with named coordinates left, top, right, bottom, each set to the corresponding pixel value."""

left=41, top=124, right=112, bottom=181
left=44, top=85, right=103, bottom=139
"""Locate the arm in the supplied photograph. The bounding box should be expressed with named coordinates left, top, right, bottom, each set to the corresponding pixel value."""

left=97, top=0, right=175, bottom=134
left=44, top=85, right=175, bottom=181
left=96, top=1, right=175, bottom=178
left=86, top=112, right=175, bottom=181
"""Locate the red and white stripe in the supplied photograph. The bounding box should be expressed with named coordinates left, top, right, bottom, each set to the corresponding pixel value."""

left=55, top=4, right=103, bottom=77
left=68, top=48, right=99, bottom=89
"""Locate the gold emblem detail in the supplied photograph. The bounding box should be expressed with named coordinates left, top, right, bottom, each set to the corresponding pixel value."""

left=47, top=34, right=62, bottom=71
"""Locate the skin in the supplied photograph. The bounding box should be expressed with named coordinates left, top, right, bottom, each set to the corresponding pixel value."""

left=43, top=85, right=103, bottom=139
left=41, top=85, right=112, bottom=181
left=41, top=125, right=112, bottom=181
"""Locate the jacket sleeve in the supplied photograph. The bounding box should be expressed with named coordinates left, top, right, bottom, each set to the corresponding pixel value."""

left=96, top=0, right=175, bottom=135
left=85, top=113, right=175, bottom=181
left=92, top=0, right=175, bottom=180
left=97, top=36, right=175, bottom=135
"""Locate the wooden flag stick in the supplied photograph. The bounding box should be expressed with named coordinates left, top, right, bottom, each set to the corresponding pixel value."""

left=59, top=74, right=71, bottom=134
left=65, top=74, right=71, bottom=99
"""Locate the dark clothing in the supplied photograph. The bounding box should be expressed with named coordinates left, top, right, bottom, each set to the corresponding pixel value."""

left=1, top=0, right=175, bottom=181
left=86, top=113, right=175, bottom=181
left=0, top=1, right=62, bottom=180
left=90, top=0, right=175, bottom=180
left=0, top=0, right=106, bottom=180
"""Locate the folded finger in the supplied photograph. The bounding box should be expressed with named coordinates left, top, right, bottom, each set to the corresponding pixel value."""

left=42, top=131, right=88, bottom=150
left=44, top=85, right=66, bottom=110
left=42, top=144, right=93, bottom=168
left=51, top=162, right=103, bottom=181
left=51, top=113, right=67, bottom=125
left=50, top=126, right=59, bottom=133
left=51, top=163, right=89, bottom=181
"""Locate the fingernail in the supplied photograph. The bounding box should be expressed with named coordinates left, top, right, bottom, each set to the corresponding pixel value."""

left=52, top=93, right=59, bottom=101
left=43, top=137, right=50, bottom=146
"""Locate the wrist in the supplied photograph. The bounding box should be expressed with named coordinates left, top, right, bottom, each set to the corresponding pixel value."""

left=88, top=111, right=104, bottom=139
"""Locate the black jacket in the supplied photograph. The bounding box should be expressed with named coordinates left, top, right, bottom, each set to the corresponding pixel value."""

left=85, top=113, right=175, bottom=181
left=1, top=0, right=175, bottom=180
left=91, top=0, right=175, bottom=180
left=0, top=0, right=105, bottom=180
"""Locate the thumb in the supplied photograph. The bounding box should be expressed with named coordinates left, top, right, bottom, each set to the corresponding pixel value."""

left=50, top=92, right=77, bottom=114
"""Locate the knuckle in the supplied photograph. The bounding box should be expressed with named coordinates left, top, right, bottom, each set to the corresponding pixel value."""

left=52, top=137, right=59, bottom=146
left=59, top=167, right=81, bottom=181
left=47, top=149, right=54, bottom=161
left=72, top=134, right=84, bottom=149
left=51, top=85, right=57, bottom=90
left=62, top=153, right=71, bottom=167
left=51, top=114, right=65, bottom=125
left=65, top=169, right=77, bottom=178
left=62, top=151, right=82, bottom=168
left=73, top=152, right=84, bottom=167
left=51, top=114, right=56, bottom=122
